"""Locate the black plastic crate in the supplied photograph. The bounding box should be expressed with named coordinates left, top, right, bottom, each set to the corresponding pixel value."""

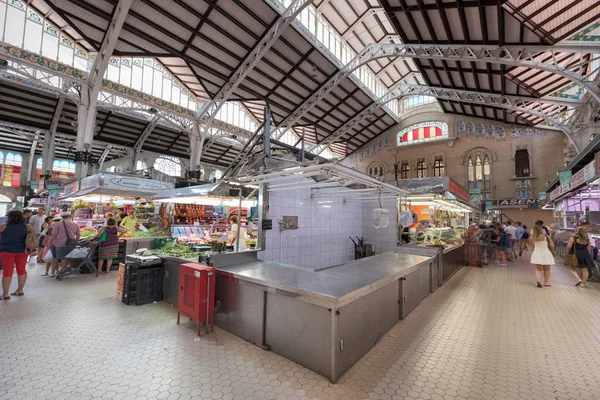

left=122, top=264, right=163, bottom=305
left=135, top=268, right=163, bottom=305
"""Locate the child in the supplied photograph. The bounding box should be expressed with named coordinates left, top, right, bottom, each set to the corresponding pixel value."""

left=41, top=226, right=54, bottom=277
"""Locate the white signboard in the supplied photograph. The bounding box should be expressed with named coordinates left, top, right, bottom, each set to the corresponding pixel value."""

left=103, top=177, right=173, bottom=192
left=583, top=160, right=596, bottom=182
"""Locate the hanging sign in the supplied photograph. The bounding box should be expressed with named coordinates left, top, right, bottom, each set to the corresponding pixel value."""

left=103, top=177, right=172, bottom=192
left=558, top=170, right=572, bottom=193
left=47, top=184, right=60, bottom=197
left=469, top=188, right=481, bottom=203
left=30, top=180, right=39, bottom=190
left=538, top=192, right=547, bottom=201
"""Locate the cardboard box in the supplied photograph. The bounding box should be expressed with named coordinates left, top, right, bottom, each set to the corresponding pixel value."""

left=117, top=263, right=125, bottom=292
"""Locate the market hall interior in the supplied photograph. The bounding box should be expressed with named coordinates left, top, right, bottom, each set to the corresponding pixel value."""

left=1, top=0, right=600, bottom=399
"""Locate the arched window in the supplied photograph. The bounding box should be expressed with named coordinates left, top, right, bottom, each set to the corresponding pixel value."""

left=154, top=156, right=182, bottom=177
left=3, top=153, right=22, bottom=187
left=367, top=162, right=386, bottom=178
left=416, top=159, right=426, bottom=178
left=397, top=122, right=448, bottom=146
left=467, top=151, right=492, bottom=200
left=209, top=169, right=223, bottom=182
left=135, top=160, right=148, bottom=171
left=434, top=157, right=445, bottom=177
left=402, top=95, right=436, bottom=110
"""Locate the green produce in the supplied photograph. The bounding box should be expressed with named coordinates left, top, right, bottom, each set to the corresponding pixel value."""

left=131, top=227, right=169, bottom=238
left=156, top=242, right=197, bottom=259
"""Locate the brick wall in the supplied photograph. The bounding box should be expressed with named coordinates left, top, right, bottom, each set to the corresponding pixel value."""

left=343, top=112, right=565, bottom=201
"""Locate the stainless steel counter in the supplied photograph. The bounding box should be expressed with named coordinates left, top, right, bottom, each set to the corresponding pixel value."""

left=213, top=251, right=440, bottom=383
left=216, top=252, right=431, bottom=307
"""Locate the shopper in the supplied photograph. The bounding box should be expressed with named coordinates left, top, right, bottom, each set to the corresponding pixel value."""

left=29, top=207, right=46, bottom=237
left=488, top=225, right=499, bottom=265
left=492, top=227, right=507, bottom=266
left=120, top=211, right=139, bottom=231
left=94, top=218, right=126, bottom=274
left=475, top=224, right=491, bottom=265
left=520, top=225, right=530, bottom=255
left=0, top=210, right=36, bottom=299
left=567, top=227, right=595, bottom=287
left=504, top=232, right=514, bottom=263
left=505, top=221, right=518, bottom=260
left=530, top=224, right=555, bottom=288
left=534, top=220, right=549, bottom=235
left=36, top=216, right=52, bottom=262
left=49, top=212, right=81, bottom=274
left=41, top=226, right=55, bottom=277
left=116, top=208, right=127, bottom=225
left=22, top=209, right=32, bottom=224
left=516, top=222, right=525, bottom=256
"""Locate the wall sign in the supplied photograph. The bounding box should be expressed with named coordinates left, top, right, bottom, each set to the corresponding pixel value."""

left=583, top=159, right=596, bottom=182
left=447, top=179, right=469, bottom=202
left=571, top=168, right=586, bottom=189
left=493, top=198, right=538, bottom=208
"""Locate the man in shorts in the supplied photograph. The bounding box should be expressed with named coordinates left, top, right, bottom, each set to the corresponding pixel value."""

left=505, top=221, right=518, bottom=261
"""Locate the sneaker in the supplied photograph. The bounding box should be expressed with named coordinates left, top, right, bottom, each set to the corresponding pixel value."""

left=575, top=280, right=582, bottom=286
left=519, top=251, right=523, bottom=256
left=508, top=259, right=514, bottom=262
left=500, top=264, right=507, bottom=267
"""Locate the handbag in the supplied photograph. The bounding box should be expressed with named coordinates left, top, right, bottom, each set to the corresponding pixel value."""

left=98, top=231, right=107, bottom=243
left=62, top=221, right=77, bottom=247
left=25, top=227, right=39, bottom=251
left=564, top=241, right=578, bottom=269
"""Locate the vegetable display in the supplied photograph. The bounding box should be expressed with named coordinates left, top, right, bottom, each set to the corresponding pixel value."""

left=131, top=227, right=169, bottom=238
left=155, top=242, right=197, bottom=259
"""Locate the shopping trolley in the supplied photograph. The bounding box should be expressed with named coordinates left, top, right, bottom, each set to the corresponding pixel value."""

left=55, top=240, right=99, bottom=281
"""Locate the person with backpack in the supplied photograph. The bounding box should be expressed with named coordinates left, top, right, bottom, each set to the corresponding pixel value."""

left=492, top=227, right=507, bottom=266
left=519, top=225, right=530, bottom=256
left=476, top=224, right=492, bottom=265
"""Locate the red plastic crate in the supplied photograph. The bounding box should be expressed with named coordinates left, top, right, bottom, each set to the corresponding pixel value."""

left=177, top=263, right=215, bottom=336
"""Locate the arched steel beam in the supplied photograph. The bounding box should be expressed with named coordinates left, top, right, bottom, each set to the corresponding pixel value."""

left=273, top=43, right=600, bottom=140
left=316, top=83, right=585, bottom=155
left=315, top=83, right=584, bottom=154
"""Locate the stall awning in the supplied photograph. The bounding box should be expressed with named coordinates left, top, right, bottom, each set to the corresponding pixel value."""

left=60, top=173, right=174, bottom=200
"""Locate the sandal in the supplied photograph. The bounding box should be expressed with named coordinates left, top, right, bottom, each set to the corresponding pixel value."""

left=537, top=282, right=542, bottom=288
left=41, top=273, right=48, bottom=276
left=48, top=274, right=55, bottom=278
left=1, top=295, right=9, bottom=300
left=10, top=292, right=24, bottom=296
left=544, top=284, right=551, bottom=287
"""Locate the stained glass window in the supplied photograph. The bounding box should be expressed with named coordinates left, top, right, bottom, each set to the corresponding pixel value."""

left=3, top=152, right=22, bottom=187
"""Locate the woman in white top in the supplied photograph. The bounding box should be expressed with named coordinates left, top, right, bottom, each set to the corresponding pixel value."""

left=530, top=224, right=555, bottom=288
left=229, top=215, right=247, bottom=252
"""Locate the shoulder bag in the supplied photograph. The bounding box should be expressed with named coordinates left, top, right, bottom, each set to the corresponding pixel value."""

left=62, top=221, right=77, bottom=247
left=25, top=225, right=39, bottom=252
left=564, top=238, right=578, bottom=269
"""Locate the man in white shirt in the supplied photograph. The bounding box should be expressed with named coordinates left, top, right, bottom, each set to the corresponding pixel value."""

left=505, top=221, right=518, bottom=260
left=29, top=207, right=46, bottom=235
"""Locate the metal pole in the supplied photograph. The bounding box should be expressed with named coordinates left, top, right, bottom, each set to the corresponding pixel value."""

left=263, top=106, right=271, bottom=169
left=299, top=128, right=305, bottom=163
left=206, top=272, right=211, bottom=335
left=236, top=187, right=242, bottom=252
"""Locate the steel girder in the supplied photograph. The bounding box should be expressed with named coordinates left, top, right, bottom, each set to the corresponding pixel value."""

left=0, top=122, right=130, bottom=156
left=87, top=0, right=133, bottom=88
left=315, top=83, right=585, bottom=153
left=133, top=115, right=162, bottom=150
left=197, top=0, right=314, bottom=125
left=341, top=8, right=386, bottom=39
left=273, top=43, right=600, bottom=141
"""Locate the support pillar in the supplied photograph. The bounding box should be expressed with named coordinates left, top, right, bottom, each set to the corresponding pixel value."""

left=75, top=83, right=97, bottom=179
left=189, top=121, right=205, bottom=180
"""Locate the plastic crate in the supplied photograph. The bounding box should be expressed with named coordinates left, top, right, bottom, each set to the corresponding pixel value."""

left=122, top=264, right=163, bottom=305
left=135, top=268, right=163, bottom=305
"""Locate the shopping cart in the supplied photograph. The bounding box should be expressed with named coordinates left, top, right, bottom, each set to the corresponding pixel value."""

left=55, top=240, right=99, bottom=281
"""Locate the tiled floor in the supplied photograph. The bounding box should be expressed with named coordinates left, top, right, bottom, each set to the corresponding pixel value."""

left=1, top=255, right=600, bottom=400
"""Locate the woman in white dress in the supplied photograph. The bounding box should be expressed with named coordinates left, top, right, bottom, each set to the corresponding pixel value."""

left=530, top=225, right=555, bottom=288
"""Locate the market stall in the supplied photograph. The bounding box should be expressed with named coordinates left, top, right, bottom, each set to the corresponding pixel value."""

left=388, top=177, right=476, bottom=283
left=152, top=182, right=260, bottom=251
left=60, top=173, right=174, bottom=263
left=549, top=158, right=600, bottom=256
